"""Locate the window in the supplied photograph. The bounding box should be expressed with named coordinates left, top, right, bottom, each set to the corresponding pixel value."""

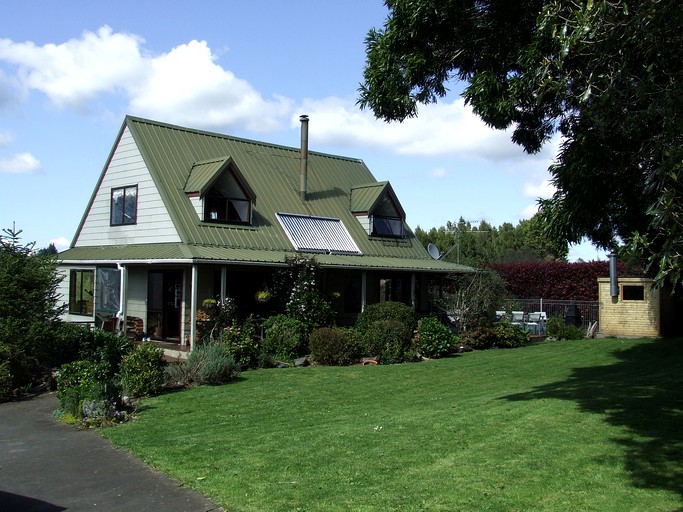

left=202, top=169, right=253, bottom=225
left=111, top=185, right=138, bottom=225
left=204, top=193, right=251, bottom=224
left=622, top=285, right=645, bottom=301
left=69, top=270, right=94, bottom=316
left=371, top=215, right=405, bottom=238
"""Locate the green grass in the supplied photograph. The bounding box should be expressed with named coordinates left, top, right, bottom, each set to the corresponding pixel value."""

left=101, top=338, right=683, bottom=511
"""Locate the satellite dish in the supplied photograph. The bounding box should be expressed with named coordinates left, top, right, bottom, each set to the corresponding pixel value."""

left=427, top=243, right=441, bottom=260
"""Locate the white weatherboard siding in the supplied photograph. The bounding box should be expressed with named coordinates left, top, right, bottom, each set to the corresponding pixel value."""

left=75, top=127, right=181, bottom=246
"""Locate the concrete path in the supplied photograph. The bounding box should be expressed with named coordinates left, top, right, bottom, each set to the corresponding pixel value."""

left=0, top=392, right=223, bottom=512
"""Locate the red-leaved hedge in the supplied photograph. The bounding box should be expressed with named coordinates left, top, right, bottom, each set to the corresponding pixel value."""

left=488, top=261, right=641, bottom=302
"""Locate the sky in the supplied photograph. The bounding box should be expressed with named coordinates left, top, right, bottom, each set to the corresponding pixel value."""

left=0, top=0, right=606, bottom=261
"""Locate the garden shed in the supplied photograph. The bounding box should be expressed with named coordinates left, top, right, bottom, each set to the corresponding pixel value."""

left=598, top=277, right=680, bottom=337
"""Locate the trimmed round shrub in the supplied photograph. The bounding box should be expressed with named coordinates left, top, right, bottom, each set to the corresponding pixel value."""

left=120, top=342, right=166, bottom=398
left=355, top=301, right=417, bottom=334
left=262, top=315, right=309, bottom=361
left=179, top=342, right=241, bottom=385
left=309, top=327, right=364, bottom=366
left=363, top=319, right=416, bottom=364
left=416, top=316, right=456, bottom=358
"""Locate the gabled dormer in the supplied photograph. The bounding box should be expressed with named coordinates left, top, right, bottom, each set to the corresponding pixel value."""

left=351, top=181, right=407, bottom=238
left=184, top=157, right=256, bottom=225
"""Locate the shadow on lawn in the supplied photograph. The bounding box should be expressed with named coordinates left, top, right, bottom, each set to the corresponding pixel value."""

left=504, top=338, right=683, bottom=499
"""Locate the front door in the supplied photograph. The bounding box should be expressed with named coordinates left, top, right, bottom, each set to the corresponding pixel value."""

left=147, top=270, right=182, bottom=340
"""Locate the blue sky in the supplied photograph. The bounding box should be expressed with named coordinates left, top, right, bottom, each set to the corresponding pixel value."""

left=0, top=1, right=606, bottom=261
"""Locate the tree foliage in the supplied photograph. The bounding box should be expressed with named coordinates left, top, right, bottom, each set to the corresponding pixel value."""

left=359, top=0, right=683, bottom=287
left=415, top=215, right=568, bottom=267
left=0, top=226, right=65, bottom=398
left=489, top=260, right=640, bottom=301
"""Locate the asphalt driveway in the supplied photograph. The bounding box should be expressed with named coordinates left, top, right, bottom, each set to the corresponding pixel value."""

left=0, top=392, right=223, bottom=512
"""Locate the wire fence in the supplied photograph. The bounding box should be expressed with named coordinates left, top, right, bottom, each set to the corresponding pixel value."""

left=503, top=298, right=599, bottom=330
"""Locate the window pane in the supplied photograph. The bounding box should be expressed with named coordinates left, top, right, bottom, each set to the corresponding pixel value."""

left=123, top=187, right=137, bottom=224
left=372, top=216, right=404, bottom=238
left=69, top=270, right=94, bottom=315
left=228, top=199, right=250, bottom=223
left=111, top=189, right=124, bottom=225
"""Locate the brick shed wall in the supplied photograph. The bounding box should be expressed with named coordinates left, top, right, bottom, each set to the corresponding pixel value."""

left=598, top=277, right=660, bottom=337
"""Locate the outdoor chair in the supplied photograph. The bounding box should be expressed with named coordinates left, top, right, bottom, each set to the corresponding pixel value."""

left=510, top=311, right=524, bottom=326
left=525, top=312, right=542, bottom=334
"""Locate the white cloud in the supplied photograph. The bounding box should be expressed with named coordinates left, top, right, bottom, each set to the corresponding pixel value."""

left=430, top=167, right=447, bottom=178
left=50, top=236, right=71, bottom=252
left=297, top=97, right=557, bottom=162
left=0, top=27, right=145, bottom=109
left=0, top=131, right=13, bottom=147
left=0, top=152, right=41, bottom=173
left=524, top=179, right=555, bottom=199
left=0, top=27, right=291, bottom=129
left=128, top=40, right=291, bottom=132
left=520, top=202, right=540, bottom=219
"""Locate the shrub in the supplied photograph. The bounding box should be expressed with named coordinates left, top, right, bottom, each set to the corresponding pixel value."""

left=493, top=323, right=530, bottom=348
left=262, top=315, right=309, bottom=361
left=79, top=399, right=129, bottom=429
left=0, top=360, right=12, bottom=402
left=172, top=342, right=240, bottom=386
left=221, top=316, right=260, bottom=369
left=120, top=343, right=166, bottom=398
left=309, top=327, right=364, bottom=366
left=56, top=360, right=108, bottom=417
left=459, top=327, right=497, bottom=350
left=363, top=319, right=416, bottom=364
left=196, top=297, right=237, bottom=343
left=274, top=256, right=335, bottom=333
left=355, top=301, right=417, bottom=334
left=546, top=316, right=585, bottom=340
left=415, top=317, right=456, bottom=358
left=459, top=324, right=530, bottom=350
left=77, top=328, right=133, bottom=378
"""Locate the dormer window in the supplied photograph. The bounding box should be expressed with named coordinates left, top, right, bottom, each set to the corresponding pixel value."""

left=351, top=181, right=406, bottom=239
left=185, top=156, right=256, bottom=226
left=204, top=181, right=251, bottom=224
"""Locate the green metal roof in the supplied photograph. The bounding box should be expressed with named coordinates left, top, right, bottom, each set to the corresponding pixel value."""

left=184, top=157, right=230, bottom=196
left=64, top=116, right=471, bottom=274
left=350, top=181, right=405, bottom=219
left=59, top=243, right=474, bottom=273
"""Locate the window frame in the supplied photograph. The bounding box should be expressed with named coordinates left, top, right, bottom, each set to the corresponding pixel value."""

left=69, top=269, right=94, bottom=316
left=110, top=185, right=138, bottom=226
left=622, top=284, right=645, bottom=301
left=204, top=194, right=252, bottom=225
left=370, top=215, right=405, bottom=238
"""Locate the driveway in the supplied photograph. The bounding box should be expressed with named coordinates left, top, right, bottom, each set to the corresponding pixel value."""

left=0, top=392, right=223, bottom=512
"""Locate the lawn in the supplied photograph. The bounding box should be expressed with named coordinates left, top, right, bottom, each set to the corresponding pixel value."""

left=101, top=338, right=683, bottom=511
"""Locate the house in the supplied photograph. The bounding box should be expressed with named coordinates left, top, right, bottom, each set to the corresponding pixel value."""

left=57, top=115, right=472, bottom=349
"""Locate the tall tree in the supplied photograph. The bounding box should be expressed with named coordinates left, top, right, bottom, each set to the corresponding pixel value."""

left=0, top=226, right=65, bottom=399
left=415, top=214, right=568, bottom=266
left=359, top=0, right=683, bottom=287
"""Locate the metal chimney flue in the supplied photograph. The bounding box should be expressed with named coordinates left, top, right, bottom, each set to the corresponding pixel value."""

left=299, top=115, right=309, bottom=200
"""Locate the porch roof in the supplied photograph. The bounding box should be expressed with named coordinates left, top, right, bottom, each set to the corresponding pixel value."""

left=58, top=244, right=473, bottom=274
